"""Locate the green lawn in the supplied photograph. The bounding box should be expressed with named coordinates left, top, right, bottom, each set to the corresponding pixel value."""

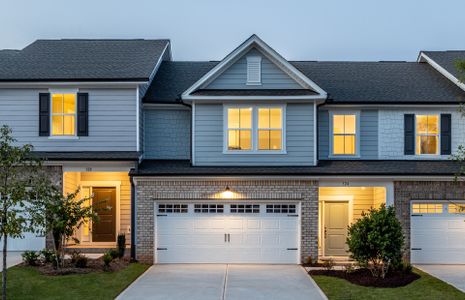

left=7, top=263, right=149, bottom=300
left=311, top=268, right=465, bottom=300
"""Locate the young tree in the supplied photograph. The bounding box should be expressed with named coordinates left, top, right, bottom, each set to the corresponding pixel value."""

left=0, top=125, right=41, bottom=300
left=29, top=181, right=98, bottom=269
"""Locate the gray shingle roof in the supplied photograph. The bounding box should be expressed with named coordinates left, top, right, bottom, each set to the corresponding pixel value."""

left=133, top=159, right=463, bottom=176
left=32, top=151, right=140, bottom=161
left=0, top=39, right=169, bottom=81
left=143, top=60, right=465, bottom=104
left=422, top=51, right=465, bottom=80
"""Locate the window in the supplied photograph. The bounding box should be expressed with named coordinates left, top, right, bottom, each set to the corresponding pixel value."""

left=227, top=108, right=252, bottom=150
left=225, top=106, right=284, bottom=152
left=194, top=204, right=224, bottom=213
left=332, top=114, right=356, bottom=155
left=412, top=203, right=443, bottom=214
left=158, top=204, right=188, bottom=213
left=416, top=115, right=439, bottom=155
left=448, top=204, right=465, bottom=214
left=266, top=204, right=296, bottom=214
left=258, top=108, right=282, bottom=150
left=230, top=204, right=260, bottom=213
left=246, top=56, right=261, bottom=85
left=51, top=93, right=76, bottom=136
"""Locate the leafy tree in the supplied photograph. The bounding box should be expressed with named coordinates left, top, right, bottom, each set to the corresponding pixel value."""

left=29, top=182, right=98, bottom=269
left=0, top=125, right=41, bottom=300
left=346, top=204, right=404, bottom=278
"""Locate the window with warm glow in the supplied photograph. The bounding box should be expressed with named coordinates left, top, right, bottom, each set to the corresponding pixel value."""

left=416, top=115, right=439, bottom=155
left=227, top=108, right=252, bottom=150
left=258, top=108, right=282, bottom=150
left=332, top=114, right=356, bottom=155
left=412, top=203, right=443, bottom=214
left=51, top=93, right=76, bottom=136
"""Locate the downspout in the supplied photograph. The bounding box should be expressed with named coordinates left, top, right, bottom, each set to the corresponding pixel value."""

left=316, top=100, right=326, bottom=164
left=180, top=100, right=193, bottom=165
left=130, top=162, right=138, bottom=261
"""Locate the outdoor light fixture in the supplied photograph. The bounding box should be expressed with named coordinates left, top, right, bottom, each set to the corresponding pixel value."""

left=223, top=186, right=233, bottom=198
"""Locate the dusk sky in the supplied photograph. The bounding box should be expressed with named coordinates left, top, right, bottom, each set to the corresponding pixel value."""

left=1, top=0, right=463, bottom=61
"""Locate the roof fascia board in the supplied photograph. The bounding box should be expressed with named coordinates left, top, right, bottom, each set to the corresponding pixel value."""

left=181, top=35, right=327, bottom=99
left=132, top=175, right=457, bottom=181
left=143, top=103, right=190, bottom=110
left=0, top=81, right=146, bottom=87
left=419, top=52, right=465, bottom=92
left=322, top=103, right=462, bottom=108
left=182, top=95, right=327, bottom=101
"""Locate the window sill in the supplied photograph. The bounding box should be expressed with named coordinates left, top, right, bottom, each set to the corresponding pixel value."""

left=48, top=136, right=80, bottom=140
left=223, top=150, right=287, bottom=155
left=328, top=155, right=360, bottom=159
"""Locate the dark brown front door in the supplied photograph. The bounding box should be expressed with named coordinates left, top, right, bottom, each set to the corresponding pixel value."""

left=92, top=187, right=116, bottom=242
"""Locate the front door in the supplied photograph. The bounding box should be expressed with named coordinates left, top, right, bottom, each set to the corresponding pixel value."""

left=92, top=187, right=116, bottom=242
left=324, top=202, right=349, bottom=256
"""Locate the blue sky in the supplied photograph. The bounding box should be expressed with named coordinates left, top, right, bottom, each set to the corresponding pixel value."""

left=0, top=0, right=463, bottom=61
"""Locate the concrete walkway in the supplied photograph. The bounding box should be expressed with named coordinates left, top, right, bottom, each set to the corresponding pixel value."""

left=117, top=264, right=327, bottom=300
left=1, top=252, right=23, bottom=269
left=416, top=265, right=465, bottom=293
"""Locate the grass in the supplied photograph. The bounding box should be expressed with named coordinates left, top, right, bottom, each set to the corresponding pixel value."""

left=7, top=263, right=149, bottom=300
left=311, top=268, right=465, bottom=300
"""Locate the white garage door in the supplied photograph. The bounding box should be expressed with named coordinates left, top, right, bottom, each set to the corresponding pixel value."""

left=155, top=202, right=300, bottom=264
left=7, top=232, right=45, bottom=251
left=411, top=201, right=465, bottom=264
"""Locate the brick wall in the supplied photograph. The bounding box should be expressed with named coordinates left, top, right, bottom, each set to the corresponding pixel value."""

left=394, top=180, right=465, bottom=260
left=135, top=179, right=319, bottom=264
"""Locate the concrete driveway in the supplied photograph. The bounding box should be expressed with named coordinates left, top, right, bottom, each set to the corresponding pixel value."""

left=1, top=252, right=23, bottom=269
left=416, top=265, right=465, bottom=293
left=117, top=264, right=327, bottom=300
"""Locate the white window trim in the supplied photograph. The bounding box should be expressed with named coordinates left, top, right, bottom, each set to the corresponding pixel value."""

left=223, top=104, right=286, bottom=154
left=414, top=114, right=441, bottom=157
left=328, top=111, right=360, bottom=158
left=246, top=56, right=262, bottom=85
left=48, top=88, right=79, bottom=139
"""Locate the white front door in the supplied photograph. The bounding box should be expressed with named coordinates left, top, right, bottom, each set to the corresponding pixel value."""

left=155, top=203, right=300, bottom=264
left=411, top=201, right=465, bottom=264
left=324, top=201, right=349, bottom=256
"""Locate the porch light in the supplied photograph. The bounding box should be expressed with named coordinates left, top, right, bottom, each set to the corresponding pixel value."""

left=223, top=186, right=233, bottom=199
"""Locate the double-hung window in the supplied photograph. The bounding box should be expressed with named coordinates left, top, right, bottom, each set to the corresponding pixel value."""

left=415, top=115, right=439, bottom=155
left=51, top=93, right=77, bottom=136
left=226, top=106, right=284, bottom=152
left=332, top=113, right=357, bottom=156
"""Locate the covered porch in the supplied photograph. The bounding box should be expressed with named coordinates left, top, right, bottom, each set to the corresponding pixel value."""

left=318, top=181, right=393, bottom=260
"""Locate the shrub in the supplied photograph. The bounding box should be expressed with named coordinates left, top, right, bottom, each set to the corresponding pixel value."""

left=394, top=260, right=413, bottom=274
left=346, top=204, right=404, bottom=278
left=40, top=248, right=55, bottom=264
left=108, top=249, right=119, bottom=260
left=117, top=233, right=126, bottom=258
left=69, top=250, right=88, bottom=268
left=322, top=258, right=335, bottom=270
left=103, top=252, right=113, bottom=268
left=22, top=251, right=40, bottom=266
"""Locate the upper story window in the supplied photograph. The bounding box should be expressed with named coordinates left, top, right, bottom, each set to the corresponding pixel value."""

left=416, top=115, right=439, bottom=155
left=225, top=105, right=284, bottom=153
left=258, top=108, right=282, bottom=150
left=227, top=108, right=252, bottom=150
left=332, top=113, right=357, bottom=156
left=246, top=56, right=262, bottom=85
left=51, top=93, right=76, bottom=136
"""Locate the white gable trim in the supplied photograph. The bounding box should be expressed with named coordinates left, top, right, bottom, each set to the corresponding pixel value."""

left=181, top=35, right=327, bottom=101
left=418, top=52, right=465, bottom=92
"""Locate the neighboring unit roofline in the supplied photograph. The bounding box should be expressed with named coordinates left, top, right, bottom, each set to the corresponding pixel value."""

left=418, top=52, right=465, bottom=92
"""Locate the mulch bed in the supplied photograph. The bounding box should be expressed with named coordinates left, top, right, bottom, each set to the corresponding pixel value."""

left=22, top=257, right=130, bottom=276
left=309, top=268, right=420, bottom=288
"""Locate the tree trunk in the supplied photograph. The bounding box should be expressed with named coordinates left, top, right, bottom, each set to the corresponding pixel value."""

left=2, top=232, right=7, bottom=300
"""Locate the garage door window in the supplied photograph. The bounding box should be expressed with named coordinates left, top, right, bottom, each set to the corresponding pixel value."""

left=266, top=204, right=296, bottom=214
left=158, top=204, right=188, bottom=213
left=230, top=204, right=260, bottom=213
left=412, top=203, right=443, bottom=214
left=448, top=204, right=465, bottom=214
left=194, top=204, right=224, bottom=213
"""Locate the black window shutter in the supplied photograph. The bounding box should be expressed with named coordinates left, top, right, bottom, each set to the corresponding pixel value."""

left=441, top=114, right=452, bottom=155
left=404, top=114, right=415, bottom=155
left=39, top=93, right=50, bottom=136
left=77, top=93, right=89, bottom=136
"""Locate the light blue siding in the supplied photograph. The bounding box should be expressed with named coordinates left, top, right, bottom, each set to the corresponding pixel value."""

left=0, top=88, right=137, bottom=151
left=194, top=103, right=315, bottom=166
left=205, top=48, right=302, bottom=90
left=144, top=108, right=191, bottom=159
left=318, top=109, right=378, bottom=159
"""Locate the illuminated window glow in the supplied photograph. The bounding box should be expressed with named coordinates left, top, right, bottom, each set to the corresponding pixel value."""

left=227, top=108, right=252, bottom=150
left=332, top=114, right=356, bottom=155
left=416, top=115, right=439, bottom=155
left=51, top=93, right=76, bottom=136
left=258, top=108, right=282, bottom=150
left=412, top=203, right=443, bottom=214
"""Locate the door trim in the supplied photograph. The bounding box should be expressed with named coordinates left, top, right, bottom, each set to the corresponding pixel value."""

left=319, top=195, right=353, bottom=257
left=79, top=181, right=121, bottom=245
